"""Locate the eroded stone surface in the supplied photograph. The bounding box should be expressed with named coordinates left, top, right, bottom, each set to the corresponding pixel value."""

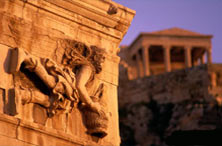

left=0, top=0, right=135, bottom=145
left=118, top=64, right=222, bottom=146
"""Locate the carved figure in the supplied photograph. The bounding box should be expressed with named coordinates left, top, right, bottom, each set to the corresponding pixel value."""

left=12, top=48, right=78, bottom=115
left=80, top=83, right=108, bottom=138
left=61, top=40, right=105, bottom=114
left=10, top=40, right=108, bottom=137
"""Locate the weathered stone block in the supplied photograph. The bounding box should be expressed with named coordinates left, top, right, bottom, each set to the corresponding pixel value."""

left=0, top=113, right=19, bottom=139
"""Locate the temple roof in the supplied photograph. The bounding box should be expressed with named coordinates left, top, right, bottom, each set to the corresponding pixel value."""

left=141, top=27, right=212, bottom=37
left=127, top=27, right=213, bottom=50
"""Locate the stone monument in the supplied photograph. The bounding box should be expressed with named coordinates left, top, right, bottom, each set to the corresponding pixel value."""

left=118, top=28, right=222, bottom=145
left=119, top=27, right=212, bottom=79
left=0, top=0, right=135, bottom=145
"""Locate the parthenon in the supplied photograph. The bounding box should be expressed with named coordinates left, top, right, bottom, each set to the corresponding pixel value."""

left=119, top=27, right=213, bottom=79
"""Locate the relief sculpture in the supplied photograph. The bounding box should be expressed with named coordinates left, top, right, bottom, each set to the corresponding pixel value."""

left=10, top=40, right=108, bottom=138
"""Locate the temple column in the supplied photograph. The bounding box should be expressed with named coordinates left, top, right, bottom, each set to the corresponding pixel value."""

left=207, top=48, right=212, bottom=64
left=201, top=53, right=205, bottom=64
left=210, top=72, right=217, bottom=87
left=164, top=45, right=171, bottom=72
left=185, top=46, right=192, bottom=68
left=142, top=45, right=150, bottom=76
left=136, top=52, right=144, bottom=78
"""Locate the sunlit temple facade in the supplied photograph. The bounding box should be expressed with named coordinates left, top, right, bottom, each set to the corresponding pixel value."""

left=119, top=27, right=213, bottom=80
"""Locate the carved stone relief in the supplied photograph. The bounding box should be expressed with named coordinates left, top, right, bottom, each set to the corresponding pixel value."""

left=9, top=40, right=108, bottom=138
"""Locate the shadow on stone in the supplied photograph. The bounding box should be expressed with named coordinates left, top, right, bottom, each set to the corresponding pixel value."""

left=166, top=130, right=222, bottom=146
left=4, top=88, right=17, bottom=116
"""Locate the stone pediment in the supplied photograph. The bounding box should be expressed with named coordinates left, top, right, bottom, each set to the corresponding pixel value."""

left=145, top=27, right=212, bottom=37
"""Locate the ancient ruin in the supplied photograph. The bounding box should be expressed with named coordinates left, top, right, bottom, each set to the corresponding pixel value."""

left=119, top=27, right=213, bottom=79
left=0, top=0, right=135, bottom=145
left=118, top=28, right=222, bottom=146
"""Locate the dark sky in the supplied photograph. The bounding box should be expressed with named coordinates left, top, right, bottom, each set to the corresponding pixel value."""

left=113, top=0, right=222, bottom=63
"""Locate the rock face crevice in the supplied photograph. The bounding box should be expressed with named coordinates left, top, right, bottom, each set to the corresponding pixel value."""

left=119, top=64, right=222, bottom=146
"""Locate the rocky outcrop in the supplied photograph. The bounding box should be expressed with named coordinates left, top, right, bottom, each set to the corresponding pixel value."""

left=119, top=64, right=222, bottom=146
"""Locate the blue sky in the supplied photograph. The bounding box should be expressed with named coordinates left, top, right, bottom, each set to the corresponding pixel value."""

left=113, top=0, right=222, bottom=63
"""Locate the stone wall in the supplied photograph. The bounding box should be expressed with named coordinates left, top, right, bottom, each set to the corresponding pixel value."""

left=0, top=0, right=135, bottom=146
left=118, top=64, right=222, bottom=146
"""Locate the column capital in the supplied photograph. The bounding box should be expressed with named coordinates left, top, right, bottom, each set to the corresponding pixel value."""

left=184, top=45, right=192, bottom=50
left=163, top=45, right=171, bottom=49
left=201, top=46, right=211, bottom=51
left=141, top=44, right=150, bottom=49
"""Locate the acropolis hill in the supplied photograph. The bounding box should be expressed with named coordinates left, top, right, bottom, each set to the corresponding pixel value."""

left=118, top=28, right=222, bottom=146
